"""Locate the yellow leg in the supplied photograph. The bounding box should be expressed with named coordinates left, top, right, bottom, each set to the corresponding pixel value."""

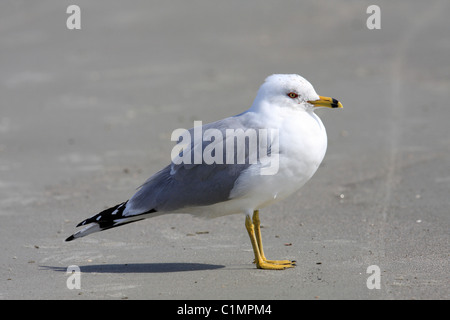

left=253, top=210, right=295, bottom=266
left=245, top=211, right=295, bottom=270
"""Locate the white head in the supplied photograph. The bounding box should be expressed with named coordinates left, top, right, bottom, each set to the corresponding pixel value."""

left=250, top=74, right=342, bottom=112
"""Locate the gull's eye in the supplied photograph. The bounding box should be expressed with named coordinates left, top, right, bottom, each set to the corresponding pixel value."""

left=287, top=92, right=298, bottom=99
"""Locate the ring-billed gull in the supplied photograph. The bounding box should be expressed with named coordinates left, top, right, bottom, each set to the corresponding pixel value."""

left=66, top=74, right=343, bottom=270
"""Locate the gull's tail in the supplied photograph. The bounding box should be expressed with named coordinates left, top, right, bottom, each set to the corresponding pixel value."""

left=65, top=201, right=156, bottom=241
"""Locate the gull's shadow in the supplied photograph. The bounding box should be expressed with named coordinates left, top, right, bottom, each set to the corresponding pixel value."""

left=41, top=263, right=225, bottom=274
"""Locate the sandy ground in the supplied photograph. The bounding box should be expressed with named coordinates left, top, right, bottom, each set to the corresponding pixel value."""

left=1, top=0, right=449, bottom=300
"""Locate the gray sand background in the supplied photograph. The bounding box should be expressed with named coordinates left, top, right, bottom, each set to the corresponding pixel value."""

left=1, top=0, right=449, bottom=299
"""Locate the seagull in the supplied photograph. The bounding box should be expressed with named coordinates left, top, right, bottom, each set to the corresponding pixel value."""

left=66, top=74, right=342, bottom=270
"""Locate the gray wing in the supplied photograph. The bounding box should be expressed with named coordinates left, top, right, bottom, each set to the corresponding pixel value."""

left=125, top=112, right=265, bottom=214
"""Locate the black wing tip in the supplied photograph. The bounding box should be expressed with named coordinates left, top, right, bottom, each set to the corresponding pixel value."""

left=73, top=201, right=128, bottom=228
left=66, top=201, right=157, bottom=242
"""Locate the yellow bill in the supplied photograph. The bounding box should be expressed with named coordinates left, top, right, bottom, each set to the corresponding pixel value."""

left=308, top=96, right=343, bottom=109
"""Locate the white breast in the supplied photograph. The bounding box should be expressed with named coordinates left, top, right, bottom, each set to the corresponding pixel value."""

left=227, top=109, right=328, bottom=213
